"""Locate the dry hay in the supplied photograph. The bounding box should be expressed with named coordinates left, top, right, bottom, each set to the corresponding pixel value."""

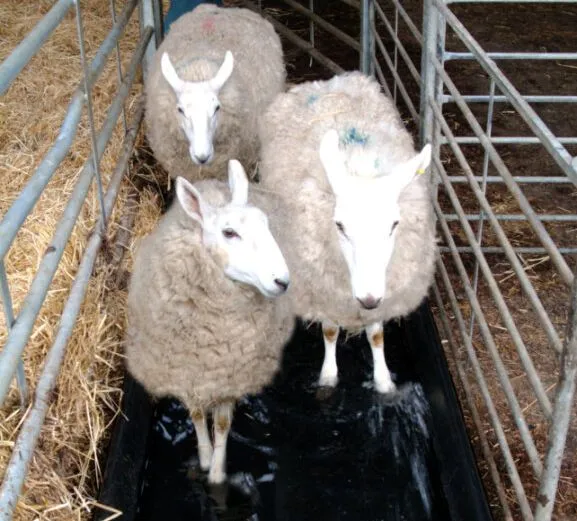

left=0, top=1, right=162, bottom=519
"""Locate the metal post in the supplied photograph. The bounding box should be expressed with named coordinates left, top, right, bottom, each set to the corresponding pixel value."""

left=534, top=270, right=577, bottom=521
left=360, top=0, right=373, bottom=74
left=139, top=0, right=158, bottom=79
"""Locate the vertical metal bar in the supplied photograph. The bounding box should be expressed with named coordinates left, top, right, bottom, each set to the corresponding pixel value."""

left=534, top=272, right=577, bottom=521
left=139, top=0, right=157, bottom=78
left=468, top=79, right=496, bottom=338
left=309, top=0, right=315, bottom=67
left=393, top=4, right=399, bottom=103
left=110, top=0, right=127, bottom=132
left=153, top=0, right=163, bottom=44
left=419, top=0, right=437, bottom=148
left=360, top=0, right=373, bottom=74
left=73, top=0, right=107, bottom=230
left=0, top=262, right=28, bottom=405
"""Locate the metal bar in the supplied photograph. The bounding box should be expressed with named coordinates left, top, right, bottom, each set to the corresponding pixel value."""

left=447, top=0, right=577, bottom=3
left=0, top=263, right=28, bottom=405
left=338, top=0, right=360, bottom=9
left=0, top=27, right=152, bottom=406
left=0, top=103, right=145, bottom=521
left=443, top=213, right=577, bottom=222
left=435, top=0, right=577, bottom=184
left=152, top=0, right=163, bottom=46
left=139, top=0, right=157, bottom=78
left=432, top=283, right=515, bottom=520
left=0, top=0, right=139, bottom=263
left=360, top=0, right=373, bottom=73
left=440, top=246, right=577, bottom=254
left=243, top=0, right=344, bottom=74
left=374, top=32, right=420, bottom=122
left=428, top=51, right=575, bottom=285
left=388, top=0, right=423, bottom=44
left=419, top=0, right=438, bottom=147
left=434, top=255, right=534, bottom=519
left=374, top=60, right=394, bottom=100
left=432, top=103, right=564, bottom=357
left=280, top=0, right=361, bottom=52
left=446, top=52, right=577, bottom=61
left=373, top=0, right=420, bottom=84
left=444, top=95, right=577, bottom=104
left=0, top=0, right=74, bottom=96
left=447, top=175, right=573, bottom=183
left=110, top=0, right=128, bottom=132
left=74, top=0, right=108, bottom=231
left=393, top=4, right=399, bottom=103
left=534, top=271, right=577, bottom=521
left=309, top=0, right=315, bottom=67
left=449, top=136, right=577, bottom=145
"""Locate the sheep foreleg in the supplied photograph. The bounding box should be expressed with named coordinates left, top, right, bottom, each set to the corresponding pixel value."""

left=209, top=400, right=234, bottom=484
left=318, top=320, right=339, bottom=388
left=190, top=407, right=213, bottom=471
left=366, top=322, right=396, bottom=393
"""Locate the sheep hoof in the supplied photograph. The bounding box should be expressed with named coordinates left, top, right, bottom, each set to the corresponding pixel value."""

left=374, top=379, right=396, bottom=394
left=208, top=468, right=227, bottom=485
left=315, top=385, right=336, bottom=401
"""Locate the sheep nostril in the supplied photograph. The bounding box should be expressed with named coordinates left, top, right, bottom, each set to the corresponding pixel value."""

left=357, top=295, right=381, bottom=310
left=274, top=278, right=289, bottom=292
left=196, top=155, right=209, bottom=164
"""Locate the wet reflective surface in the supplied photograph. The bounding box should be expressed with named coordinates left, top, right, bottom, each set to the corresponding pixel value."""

left=135, top=319, right=451, bottom=521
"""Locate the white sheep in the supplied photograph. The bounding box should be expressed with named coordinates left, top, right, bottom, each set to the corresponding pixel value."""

left=145, top=4, right=286, bottom=182
left=125, top=160, right=294, bottom=484
left=258, top=71, right=436, bottom=394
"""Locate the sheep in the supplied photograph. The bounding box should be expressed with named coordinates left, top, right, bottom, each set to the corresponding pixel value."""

left=257, top=71, right=436, bottom=395
left=145, top=4, right=286, bottom=182
left=125, top=160, right=294, bottom=484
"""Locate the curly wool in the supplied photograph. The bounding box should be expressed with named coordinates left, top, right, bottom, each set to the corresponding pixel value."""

left=145, top=4, right=286, bottom=182
left=259, top=72, right=437, bottom=331
left=125, top=180, right=294, bottom=411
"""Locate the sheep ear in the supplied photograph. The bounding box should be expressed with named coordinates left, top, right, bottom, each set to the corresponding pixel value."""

left=393, top=144, right=432, bottom=191
left=228, top=159, right=248, bottom=206
left=176, top=176, right=209, bottom=225
left=319, top=129, right=347, bottom=194
left=161, top=52, right=184, bottom=93
left=209, top=51, right=234, bottom=92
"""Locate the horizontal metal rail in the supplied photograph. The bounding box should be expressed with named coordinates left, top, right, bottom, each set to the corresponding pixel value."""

left=443, top=213, right=577, bottom=222
left=428, top=48, right=575, bottom=285
left=0, top=0, right=74, bottom=95
left=445, top=52, right=577, bottom=61
left=439, top=246, right=577, bottom=255
left=0, top=0, right=139, bottom=263
left=447, top=175, right=573, bottom=183
left=447, top=0, right=577, bottom=3
left=0, top=26, right=152, bottom=405
left=444, top=95, right=577, bottom=104
left=434, top=0, right=577, bottom=185
left=0, top=102, right=145, bottom=521
left=448, top=136, right=577, bottom=144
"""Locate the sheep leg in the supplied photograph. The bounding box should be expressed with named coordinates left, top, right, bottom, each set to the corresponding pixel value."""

left=366, top=322, right=396, bottom=393
left=208, top=401, right=234, bottom=484
left=318, top=321, right=339, bottom=388
left=190, top=407, right=213, bottom=471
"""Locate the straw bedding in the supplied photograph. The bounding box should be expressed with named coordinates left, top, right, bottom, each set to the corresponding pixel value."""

left=0, top=1, right=163, bottom=519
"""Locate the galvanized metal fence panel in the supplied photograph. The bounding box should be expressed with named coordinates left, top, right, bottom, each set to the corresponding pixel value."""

left=0, top=1, right=161, bottom=519
left=243, top=1, right=577, bottom=520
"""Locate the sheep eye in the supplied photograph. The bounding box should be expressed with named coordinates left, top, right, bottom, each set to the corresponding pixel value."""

left=214, top=105, right=221, bottom=114
left=336, top=221, right=346, bottom=235
left=223, top=228, right=240, bottom=239
left=390, top=220, right=400, bottom=235
left=177, top=106, right=184, bottom=115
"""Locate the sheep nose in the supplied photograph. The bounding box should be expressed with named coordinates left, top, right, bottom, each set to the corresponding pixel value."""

left=195, top=154, right=210, bottom=164
left=274, top=278, right=289, bottom=292
left=357, top=295, right=381, bottom=310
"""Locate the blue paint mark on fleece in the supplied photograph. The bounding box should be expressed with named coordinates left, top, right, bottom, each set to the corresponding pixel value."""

left=306, top=94, right=319, bottom=106
left=340, top=127, right=369, bottom=146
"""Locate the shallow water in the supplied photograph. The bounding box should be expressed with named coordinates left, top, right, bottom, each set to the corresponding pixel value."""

left=135, top=320, right=450, bottom=521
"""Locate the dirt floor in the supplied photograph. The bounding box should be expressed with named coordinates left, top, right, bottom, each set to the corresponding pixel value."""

left=244, top=1, right=577, bottom=520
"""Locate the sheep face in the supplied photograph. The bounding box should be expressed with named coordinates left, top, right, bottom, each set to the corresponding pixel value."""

left=319, top=130, right=431, bottom=310
left=161, top=51, right=234, bottom=166
left=176, top=160, right=290, bottom=299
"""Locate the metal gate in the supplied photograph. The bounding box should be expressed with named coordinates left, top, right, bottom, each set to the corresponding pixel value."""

left=1, top=1, right=576, bottom=520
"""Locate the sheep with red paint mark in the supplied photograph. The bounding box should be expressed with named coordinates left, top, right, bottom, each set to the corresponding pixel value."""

left=145, top=4, right=286, bottom=182
left=125, top=161, right=294, bottom=484
left=258, top=72, right=437, bottom=395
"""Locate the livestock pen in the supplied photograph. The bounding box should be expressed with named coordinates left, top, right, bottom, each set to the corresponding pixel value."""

left=0, top=1, right=576, bottom=521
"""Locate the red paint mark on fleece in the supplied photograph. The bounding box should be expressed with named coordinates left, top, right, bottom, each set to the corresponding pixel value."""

left=201, top=17, right=216, bottom=34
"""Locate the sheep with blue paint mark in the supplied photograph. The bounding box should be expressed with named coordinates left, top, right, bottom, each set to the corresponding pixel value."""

left=145, top=4, right=286, bottom=182
left=258, top=72, right=437, bottom=395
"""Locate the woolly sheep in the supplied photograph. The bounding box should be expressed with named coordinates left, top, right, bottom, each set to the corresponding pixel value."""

left=145, top=4, right=286, bottom=182
left=125, top=160, right=294, bottom=484
left=258, top=72, right=436, bottom=395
